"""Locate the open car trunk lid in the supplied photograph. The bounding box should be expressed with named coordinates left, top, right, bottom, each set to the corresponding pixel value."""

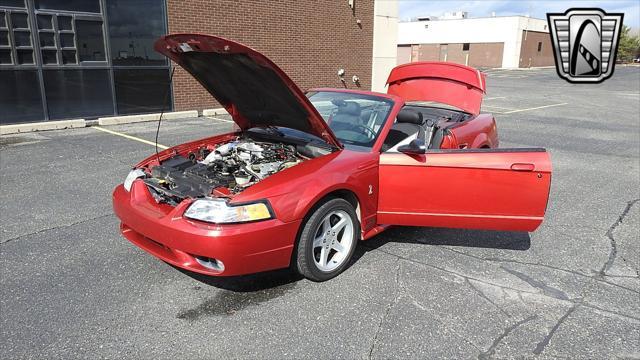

left=386, top=62, right=486, bottom=115
left=154, top=34, right=341, bottom=148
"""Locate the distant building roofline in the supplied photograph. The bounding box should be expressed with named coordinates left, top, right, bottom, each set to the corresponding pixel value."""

left=399, top=15, right=546, bottom=23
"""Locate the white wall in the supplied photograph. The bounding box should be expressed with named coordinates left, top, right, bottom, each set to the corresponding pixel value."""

left=397, top=16, right=548, bottom=68
left=371, top=0, right=398, bottom=92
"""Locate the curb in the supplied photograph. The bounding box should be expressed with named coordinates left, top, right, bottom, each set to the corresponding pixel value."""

left=0, top=119, right=86, bottom=135
left=1, top=109, right=229, bottom=135
left=97, top=110, right=199, bottom=125
left=202, top=108, right=229, bottom=116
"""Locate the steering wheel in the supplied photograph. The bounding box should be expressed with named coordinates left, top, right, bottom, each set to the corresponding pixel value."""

left=352, top=124, right=377, bottom=139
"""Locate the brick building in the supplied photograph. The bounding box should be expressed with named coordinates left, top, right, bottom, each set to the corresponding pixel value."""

left=397, top=15, right=554, bottom=69
left=0, top=0, right=397, bottom=124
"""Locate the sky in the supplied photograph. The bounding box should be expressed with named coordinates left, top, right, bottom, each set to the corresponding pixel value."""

left=398, top=0, right=640, bottom=28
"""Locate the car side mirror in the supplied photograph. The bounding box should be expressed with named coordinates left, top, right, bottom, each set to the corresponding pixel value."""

left=397, top=139, right=427, bottom=155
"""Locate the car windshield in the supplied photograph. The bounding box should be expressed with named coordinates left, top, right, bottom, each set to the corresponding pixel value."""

left=307, top=91, right=394, bottom=150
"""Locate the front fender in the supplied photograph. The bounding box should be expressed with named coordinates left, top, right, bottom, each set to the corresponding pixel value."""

left=232, top=150, right=378, bottom=225
left=291, top=182, right=365, bottom=221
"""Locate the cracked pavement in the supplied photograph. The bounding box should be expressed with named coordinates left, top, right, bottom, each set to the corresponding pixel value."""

left=1, top=67, right=639, bottom=358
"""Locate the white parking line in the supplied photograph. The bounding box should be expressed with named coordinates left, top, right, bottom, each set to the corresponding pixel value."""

left=485, top=96, right=506, bottom=100
left=482, top=104, right=517, bottom=110
left=206, top=116, right=234, bottom=123
left=502, top=102, right=568, bottom=114
left=92, top=126, right=169, bottom=149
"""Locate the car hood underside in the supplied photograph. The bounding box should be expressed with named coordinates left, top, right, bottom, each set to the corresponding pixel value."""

left=154, top=34, right=341, bottom=148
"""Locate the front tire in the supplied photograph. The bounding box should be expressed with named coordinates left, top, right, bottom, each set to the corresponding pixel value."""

left=295, top=198, right=359, bottom=281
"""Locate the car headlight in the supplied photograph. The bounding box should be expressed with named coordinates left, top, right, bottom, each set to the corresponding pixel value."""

left=184, top=199, right=273, bottom=224
left=124, top=168, right=146, bottom=192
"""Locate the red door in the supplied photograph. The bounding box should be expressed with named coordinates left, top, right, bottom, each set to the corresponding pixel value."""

left=377, top=149, right=552, bottom=232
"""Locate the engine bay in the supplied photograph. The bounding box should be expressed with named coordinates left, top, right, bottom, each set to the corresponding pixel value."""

left=142, top=137, right=313, bottom=205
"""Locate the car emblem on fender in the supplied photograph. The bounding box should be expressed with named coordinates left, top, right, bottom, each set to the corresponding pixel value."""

left=547, top=8, right=623, bottom=83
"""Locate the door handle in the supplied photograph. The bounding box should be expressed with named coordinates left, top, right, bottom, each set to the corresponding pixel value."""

left=511, top=163, right=535, bottom=171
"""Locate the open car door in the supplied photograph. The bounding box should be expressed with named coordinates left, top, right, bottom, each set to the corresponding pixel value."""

left=378, top=149, right=552, bottom=232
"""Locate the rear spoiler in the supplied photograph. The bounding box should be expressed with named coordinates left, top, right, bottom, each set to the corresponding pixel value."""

left=386, top=62, right=486, bottom=115
left=387, top=62, right=486, bottom=92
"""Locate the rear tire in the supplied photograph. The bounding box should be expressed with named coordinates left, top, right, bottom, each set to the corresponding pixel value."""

left=295, top=198, right=359, bottom=281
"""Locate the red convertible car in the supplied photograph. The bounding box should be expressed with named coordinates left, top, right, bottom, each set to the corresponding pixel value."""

left=113, top=34, right=552, bottom=281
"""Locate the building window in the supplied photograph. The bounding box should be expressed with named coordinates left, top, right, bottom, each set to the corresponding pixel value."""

left=36, top=12, right=106, bottom=66
left=107, top=0, right=171, bottom=114
left=0, top=9, right=34, bottom=65
left=463, top=43, right=470, bottom=51
left=43, top=69, right=113, bottom=119
left=34, top=0, right=101, bottom=13
left=537, top=41, right=542, bottom=52
left=75, top=19, right=105, bottom=61
left=0, top=0, right=25, bottom=8
left=1, top=0, right=170, bottom=123
left=0, top=11, right=10, bottom=64
left=107, top=0, right=167, bottom=66
left=0, top=70, right=44, bottom=124
left=114, top=69, right=171, bottom=115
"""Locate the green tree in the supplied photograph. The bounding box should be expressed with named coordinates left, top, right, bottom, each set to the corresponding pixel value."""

left=617, top=25, right=640, bottom=62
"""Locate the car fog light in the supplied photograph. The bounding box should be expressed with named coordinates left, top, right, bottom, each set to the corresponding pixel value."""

left=195, top=256, right=225, bottom=272
left=124, top=169, right=146, bottom=192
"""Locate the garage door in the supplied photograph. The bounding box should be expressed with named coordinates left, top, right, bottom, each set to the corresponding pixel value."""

left=468, top=43, right=504, bottom=68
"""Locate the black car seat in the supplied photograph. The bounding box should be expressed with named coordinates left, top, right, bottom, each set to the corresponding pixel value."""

left=382, top=109, right=424, bottom=151
left=429, top=128, right=444, bottom=149
left=330, top=101, right=362, bottom=132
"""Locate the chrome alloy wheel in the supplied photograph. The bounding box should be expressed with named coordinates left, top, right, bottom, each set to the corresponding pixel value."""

left=312, top=210, right=354, bottom=272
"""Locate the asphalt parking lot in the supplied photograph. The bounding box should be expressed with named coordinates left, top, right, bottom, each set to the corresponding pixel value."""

left=1, top=66, right=639, bottom=359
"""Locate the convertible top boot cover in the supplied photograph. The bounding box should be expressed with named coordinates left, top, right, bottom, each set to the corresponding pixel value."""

left=154, top=33, right=341, bottom=148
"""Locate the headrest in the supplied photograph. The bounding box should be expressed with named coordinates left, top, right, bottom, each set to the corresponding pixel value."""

left=397, top=109, right=423, bottom=124
left=337, top=101, right=361, bottom=116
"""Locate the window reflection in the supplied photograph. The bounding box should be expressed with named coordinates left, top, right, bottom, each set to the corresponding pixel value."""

left=34, top=0, right=100, bottom=13
left=115, top=69, right=171, bottom=114
left=0, top=70, right=44, bottom=124
left=57, top=16, right=72, bottom=31
left=10, top=12, right=28, bottom=28
left=0, top=0, right=25, bottom=8
left=75, top=19, right=105, bottom=61
left=107, top=0, right=166, bottom=66
left=1, top=30, right=10, bottom=45
left=1, top=0, right=171, bottom=123
left=16, top=48, right=32, bottom=63
left=43, top=69, right=114, bottom=119
left=0, top=49, right=11, bottom=63
left=36, top=14, right=53, bottom=30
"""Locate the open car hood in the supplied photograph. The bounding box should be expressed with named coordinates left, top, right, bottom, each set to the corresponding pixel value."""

left=154, top=34, right=341, bottom=148
left=386, top=62, right=486, bottom=115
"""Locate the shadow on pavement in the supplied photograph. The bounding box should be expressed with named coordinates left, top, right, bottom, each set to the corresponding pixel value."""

left=361, top=226, right=532, bottom=251
left=172, top=226, right=529, bottom=296
left=175, top=266, right=303, bottom=292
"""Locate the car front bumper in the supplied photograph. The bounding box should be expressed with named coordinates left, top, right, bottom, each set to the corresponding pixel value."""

left=112, top=181, right=301, bottom=276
